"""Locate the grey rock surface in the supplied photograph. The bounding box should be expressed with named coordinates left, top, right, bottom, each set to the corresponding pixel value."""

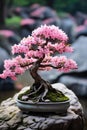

left=0, top=83, right=84, bottom=130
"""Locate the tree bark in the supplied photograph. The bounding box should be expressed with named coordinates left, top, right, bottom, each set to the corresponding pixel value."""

left=0, top=0, right=6, bottom=28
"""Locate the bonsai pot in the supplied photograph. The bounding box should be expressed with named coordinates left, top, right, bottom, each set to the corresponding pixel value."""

left=16, top=83, right=70, bottom=113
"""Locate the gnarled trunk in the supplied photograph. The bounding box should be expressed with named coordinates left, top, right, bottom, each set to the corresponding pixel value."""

left=21, top=58, right=66, bottom=102
left=29, top=58, right=50, bottom=102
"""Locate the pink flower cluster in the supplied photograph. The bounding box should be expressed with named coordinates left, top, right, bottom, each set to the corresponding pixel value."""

left=47, top=42, right=73, bottom=53
left=0, top=25, right=77, bottom=80
left=51, top=56, right=77, bottom=72
left=32, top=25, right=68, bottom=42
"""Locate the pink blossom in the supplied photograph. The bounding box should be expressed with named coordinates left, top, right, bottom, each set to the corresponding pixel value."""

left=0, top=69, right=16, bottom=79
left=42, top=18, right=56, bottom=25
left=15, top=7, right=22, bottom=13
left=21, top=18, right=35, bottom=26
left=14, top=67, right=25, bottom=74
left=30, top=3, right=40, bottom=10
left=84, top=19, right=87, bottom=25
left=0, top=30, right=14, bottom=38
left=54, top=43, right=73, bottom=53
left=0, top=25, right=77, bottom=80
left=51, top=56, right=67, bottom=66
left=12, top=44, right=29, bottom=54
left=30, top=7, right=45, bottom=17
left=34, top=50, right=43, bottom=58
left=65, top=45, right=73, bottom=52
left=75, top=25, right=85, bottom=33
left=12, top=36, right=36, bottom=55
left=51, top=56, right=77, bottom=72
left=20, top=36, right=36, bottom=45
left=64, top=59, right=77, bottom=71
left=32, top=25, right=68, bottom=42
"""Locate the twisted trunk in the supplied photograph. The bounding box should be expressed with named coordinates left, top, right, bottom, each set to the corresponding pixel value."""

left=28, top=57, right=49, bottom=102
left=21, top=57, right=66, bottom=102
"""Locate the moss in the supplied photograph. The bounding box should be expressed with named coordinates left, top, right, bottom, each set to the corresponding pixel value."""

left=18, top=88, right=69, bottom=102
left=18, top=89, right=43, bottom=102
left=18, top=89, right=31, bottom=100
left=45, top=91, right=69, bottom=102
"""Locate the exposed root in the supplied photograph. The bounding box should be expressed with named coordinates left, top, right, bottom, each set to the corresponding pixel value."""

left=21, top=80, right=66, bottom=102
left=41, top=87, right=48, bottom=101
left=27, top=81, right=49, bottom=102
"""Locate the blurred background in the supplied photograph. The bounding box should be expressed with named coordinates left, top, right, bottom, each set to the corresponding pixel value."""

left=0, top=0, right=87, bottom=129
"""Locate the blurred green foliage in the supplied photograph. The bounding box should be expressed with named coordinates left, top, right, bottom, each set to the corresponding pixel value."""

left=54, top=0, right=87, bottom=14
left=13, top=0, right=87, bottom=14
left=13, top=0, right=46, bottom=6
left=5, top=16, right=21, bottom=28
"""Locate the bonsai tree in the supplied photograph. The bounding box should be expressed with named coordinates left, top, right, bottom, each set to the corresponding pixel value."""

left=0, top=25, right=77, bottom=102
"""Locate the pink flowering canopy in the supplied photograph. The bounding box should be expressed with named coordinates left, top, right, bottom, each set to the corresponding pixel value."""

left=0, top=25, right=77, bottom=80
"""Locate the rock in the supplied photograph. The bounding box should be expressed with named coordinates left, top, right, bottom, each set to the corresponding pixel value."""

left=70, top=36, right=87, bottom=72
left=60, top=16, right=76, bottom=43
left=0, top=47, right=10, bottom=70
left=0, top=30, right=20, bottom=45
left=9, top=4, right=60, bottom=39
left=0, top=83, right=84, bottom=130
left=39, top=69, right=61, bottom=83
left=0, top=36, right=11, bottom=55
left=42, top=17, right=60, bottom=26
left=19, top=28, right=31, bottom=38
left=0, top=123, right=9, bottom=130
left=0, top=44, right=15, bottom=91
left=29, top=4, right=41, bottom=13
left=75, top=12, right=87, bottom=25
left=75, top=26, right=87, bottom=39
left=30, top=6, right=58, bottom=19
left=20, top=18, right=36, bottom=31
left=57, top=36, right=87, bottom=97
left=59, top=76, right=87, bottom=97
left=0, top=78, right=15, bottom=91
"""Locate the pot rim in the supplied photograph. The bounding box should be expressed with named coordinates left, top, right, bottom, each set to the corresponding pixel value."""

left=17, top=98, right=70, bottom=105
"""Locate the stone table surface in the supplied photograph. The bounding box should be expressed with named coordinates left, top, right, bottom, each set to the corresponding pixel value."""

left=0, top=83, right=84, bottom=130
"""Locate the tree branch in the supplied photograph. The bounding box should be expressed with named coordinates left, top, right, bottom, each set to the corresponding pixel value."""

left=20, top=62, right=33, bottom=68
left=40, top=63, right=64, bottom=69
